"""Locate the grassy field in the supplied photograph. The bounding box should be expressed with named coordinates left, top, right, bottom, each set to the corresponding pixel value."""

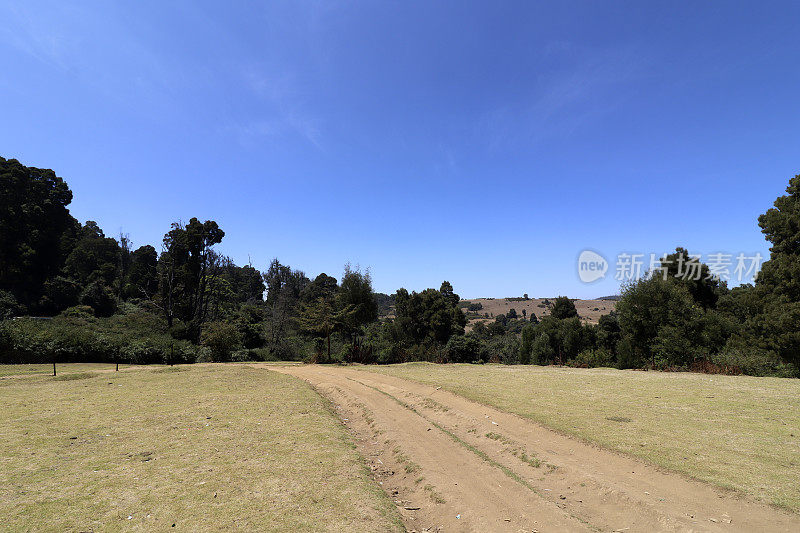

left=0, top=362, right=116, bottom=377
left=366, top=363, right=800, bottom=511
left=0, top=364, right=401, bottom=532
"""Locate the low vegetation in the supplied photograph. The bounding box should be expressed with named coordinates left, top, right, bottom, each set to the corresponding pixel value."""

left=366, top=363, right=800, bottom=510
left=0, top=364, right=402, bottom=531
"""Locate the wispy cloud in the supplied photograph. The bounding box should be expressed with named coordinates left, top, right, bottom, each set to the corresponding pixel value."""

left=482, top=43, right=647, bottom=149
left=0, top=3, right=83, bottom=70
left=236, top=66, right=324, bottom=149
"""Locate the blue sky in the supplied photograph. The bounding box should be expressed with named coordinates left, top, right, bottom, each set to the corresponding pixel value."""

left=2, top=1, right=799, bottom=298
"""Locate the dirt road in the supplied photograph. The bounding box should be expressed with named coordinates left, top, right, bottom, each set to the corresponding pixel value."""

left=269, top=365, right=800, bottom=532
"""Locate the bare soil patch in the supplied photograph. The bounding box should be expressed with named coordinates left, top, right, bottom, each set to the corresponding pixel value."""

left=272, top=364, right=800, bottom=532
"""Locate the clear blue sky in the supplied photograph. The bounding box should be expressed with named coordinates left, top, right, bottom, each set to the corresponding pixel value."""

left=2, top=1, right=799, bottom=298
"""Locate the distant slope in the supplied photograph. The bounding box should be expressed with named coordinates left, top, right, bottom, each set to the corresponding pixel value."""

left=461, top=297, right=615, bottom=327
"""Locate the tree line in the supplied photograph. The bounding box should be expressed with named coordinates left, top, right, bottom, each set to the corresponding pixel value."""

left=1, top=156, right=799, bottom=377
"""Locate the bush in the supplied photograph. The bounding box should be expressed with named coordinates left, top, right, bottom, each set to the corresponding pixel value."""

left=445, top=335, right=481, bottom=363
left=121, top=339, right=170, bottom=365
left=570, top=348, right=615, bottom=368
left=61, top=305, right=94, bottom=318
left=482, top=334, right=520, bottom=364
left=0, top=304, right=202, bottom=365
left=80, top=281, right=117, bottom=317
left=530, top=333, right=554, bottom=365
left=230, top=348, right=277, bottom=362
left=0, top=290, right=22, bottom=319
left=201, top=321, right=241, bottom=362
left=711, top=348, right=797, bottom=377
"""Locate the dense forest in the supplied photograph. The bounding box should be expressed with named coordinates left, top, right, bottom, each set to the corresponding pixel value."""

left=1, top=156, right=799, bottom=377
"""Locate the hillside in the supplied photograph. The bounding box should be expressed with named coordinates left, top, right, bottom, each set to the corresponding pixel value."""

left=461, top=297, right=615, bottom=329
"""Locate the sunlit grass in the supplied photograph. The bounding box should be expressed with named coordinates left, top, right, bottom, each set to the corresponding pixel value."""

left=0, top=364, right=401, bottom=531
left=366, top=362, right=800, bottom=511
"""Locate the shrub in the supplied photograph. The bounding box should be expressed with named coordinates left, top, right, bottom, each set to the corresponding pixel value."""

left=0, top=290, right=22, bottom=319
left=445, top=335, right=481, bottom=363
left=121, top=339, right=169, bottom=365
left=711, top=348, right=797, bottom=377
left=80, top=281, right=117, bottom=317
left=530, top=333, right=554, bottom=365
left=570, top=348, right=615, bottom=368
left=201, top=321, right=241, bottom=362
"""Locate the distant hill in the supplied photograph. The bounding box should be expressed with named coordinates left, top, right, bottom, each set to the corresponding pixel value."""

left=459, top=297, right=616, bottom=329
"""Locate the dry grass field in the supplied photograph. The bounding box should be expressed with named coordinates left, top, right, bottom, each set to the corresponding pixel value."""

left=462, top=297, right=615, bottom=328
left=365, top=362, right=800, bottom=512
left=0, top=364, right=402, bottom=532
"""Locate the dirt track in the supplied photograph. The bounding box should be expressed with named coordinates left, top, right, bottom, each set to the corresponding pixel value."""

left=269, top=365, right=800, bottom=532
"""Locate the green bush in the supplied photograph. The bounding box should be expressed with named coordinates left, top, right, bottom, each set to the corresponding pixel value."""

left=201, top=321, right=242, bottom=362
left=530, top=333, right=554, bottom=365
left=230, top=348, right=278, bottom=362
left=0, top=305, right=204, bottom=365
left=445, top=335, right=481, bottom=363
left=711, top=348, right=797, bottom=377
left=0, top=291, right=22, bottom=319
left=570, top=348, right=615, bottom=368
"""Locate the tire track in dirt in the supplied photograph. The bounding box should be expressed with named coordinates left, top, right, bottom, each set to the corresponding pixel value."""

left=267, top=365, right=800, bottom=532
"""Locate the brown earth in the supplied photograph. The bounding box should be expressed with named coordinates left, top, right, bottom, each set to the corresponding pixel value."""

left=462, top=297, right=615, bottom=329
left=269, top=364, right=800, bottom=533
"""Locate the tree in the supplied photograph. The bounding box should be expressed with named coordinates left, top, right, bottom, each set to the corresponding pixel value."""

left=124, top=245, right=159, bottom=299
left=158, top=218, right=225, bottom=341
left=338, top=265, right=378, bottom=337
left=596, top=312, right=621, bottom=353
left=115, top=231, right=132, bottom=300
left=262, top=259, right=308, bottom=353
left=735, top=174, right=800, bottom=369
left=445, top=334, right=481, bottom=363
left=297, top=297, right=354, bottom=362
left=519, top=323, right=535, bottom=364
left=550, top=296, right=578, bottom=319
left=531, top=333, right=554, bottom=365
left=0, top=157, right=78, bottom=311
left=615, top=276, right=700, bottom=368
left=393, top=282, right=467, bottom=348
left=80, top=280, right=117, bottom=317
left=201, top=321, right=241, bottom=362
left=224, top=264, right=265, bottom=304
left=657, top=247, right=727, bottom=309
left=63, top=221, right=120, bottom=287
left=301, top=273, right=338, bottom=304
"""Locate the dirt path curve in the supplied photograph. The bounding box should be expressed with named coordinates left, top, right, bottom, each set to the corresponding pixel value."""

left=266, top=364, right=800, bottom=533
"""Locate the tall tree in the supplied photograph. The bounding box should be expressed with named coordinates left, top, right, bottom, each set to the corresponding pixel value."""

left=124, top=245, right=159, bottom=299
left=739, top=174, right=800, bottom=368
left=63, top=221, right=120, bottom=287
left=658, top=247, right=727, bottom=309
left=549, top=296, right=578, bottom=320
left=338, top=264, right=378, bottom=337
left=262, top=259, right=309, bottom=347
left=158, top=218, right=225, bottom=341
left=392, top=281, right=466, bottom=347
left=0, top=157, right=78, bottom=311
